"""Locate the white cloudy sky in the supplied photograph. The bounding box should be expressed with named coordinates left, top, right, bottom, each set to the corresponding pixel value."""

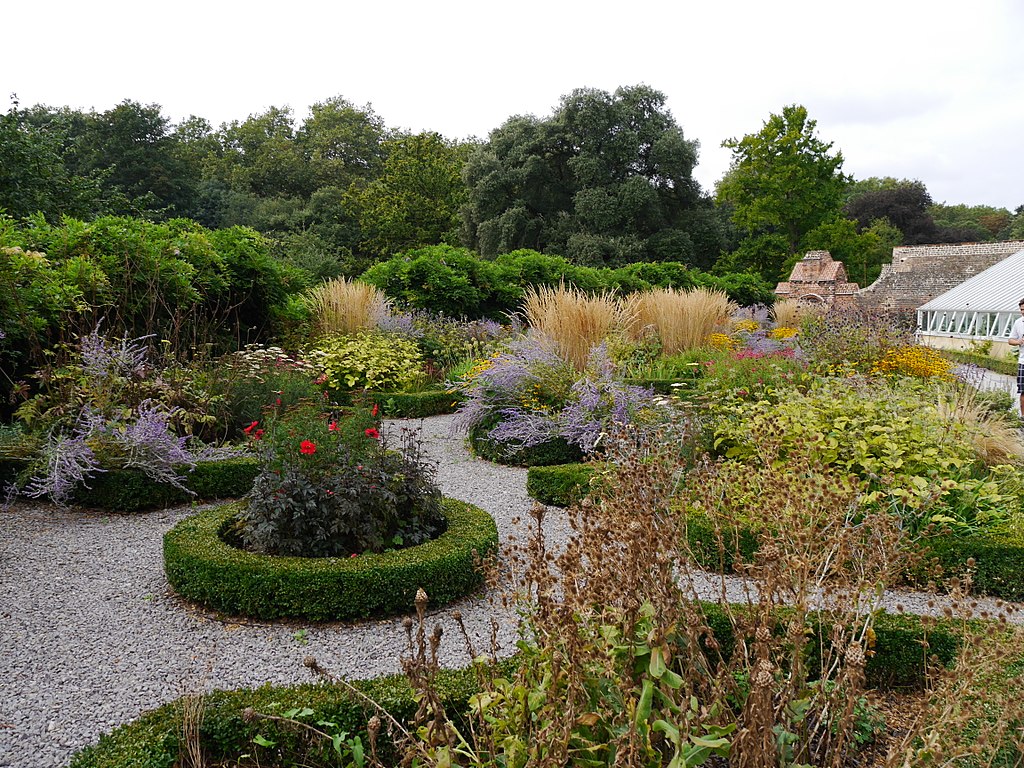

left=6, top=0, right=1023, bottom=210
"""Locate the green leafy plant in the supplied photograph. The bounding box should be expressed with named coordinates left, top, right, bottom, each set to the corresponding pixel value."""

left=708, top=376, right=1022, bottom=534
left=310, top=331, right=426, bottom=393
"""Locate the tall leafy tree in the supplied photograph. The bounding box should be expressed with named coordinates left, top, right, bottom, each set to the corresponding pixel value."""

left=462, top=85, right=723, bottom=267
left=299, top=96, right=387, bottom=190
left=350, top=132, right=470, bottom=259
left=716, top=105, right=849, bottom=280
left=0, top=100, right=105, bottom=220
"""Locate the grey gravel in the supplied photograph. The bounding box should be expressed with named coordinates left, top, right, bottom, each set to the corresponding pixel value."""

left=0, top=415, right=553, bottom=768
left=1, top=412, right=1021, bottom=768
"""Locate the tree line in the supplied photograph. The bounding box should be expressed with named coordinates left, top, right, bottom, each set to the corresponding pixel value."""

left=3, top=87, right=1023, bottom=289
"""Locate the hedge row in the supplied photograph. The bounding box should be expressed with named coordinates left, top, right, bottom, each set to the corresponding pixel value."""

left=0, top=457, right=258, bottom=512
left=939, top=349, right=1018, bottom=377
left=69, top=607, right=961, bottom=768
left=526, top=463, right=599, bottom=507
left=350, top=389, right=464, bottom=419
left=163, top=498, right=500, bottom=621
left=468, top=424, right=583, bottom=467
left=360, top=245, right=776, bottom=320
left=684, top=514, right=1024, bottom=602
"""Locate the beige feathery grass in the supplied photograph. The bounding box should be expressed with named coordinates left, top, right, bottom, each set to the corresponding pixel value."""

left=771, top=298, right=824, bottom=328
left=937, top=387, right=1024, bottom=466
left=634, top=287, right=737, bottom=355
left=306, top=278, right=391, bottom=336
left=521, top=284, right=634, bottom=370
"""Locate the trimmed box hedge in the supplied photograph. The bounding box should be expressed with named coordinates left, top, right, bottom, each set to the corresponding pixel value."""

left=684, top=514, right=1024, bottom=602
left=163, top=498, right=499, bottom=621
left=0, top=456, right=258, bottom=512
left=468, top=423, right=583, bottom=467
left=69, top=663, right=486, bottom=768
left=69, top=606, right=961, bottom=768
left=526, top=462, right=599, bottom=507
left=351, top=389, right=464, bottom=418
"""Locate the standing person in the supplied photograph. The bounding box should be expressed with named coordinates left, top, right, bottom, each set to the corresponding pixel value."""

left=1009, top=298, right=1024, bottom=417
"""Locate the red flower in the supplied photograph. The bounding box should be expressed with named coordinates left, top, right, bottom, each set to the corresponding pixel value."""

left=253, top=429, right=264, bottom=440
left=349, top=553, right=358, bottom=558
left=364, top=427, right=380, bottom=439
left=243, top=420, right=259, bottom=435
left=328, top=421, right=338, bottom=431
left=300, top=440, right=317, bottom=455
left=371, top=403, right=379, bottom=417
left=275, top=398, right=282, bottom=406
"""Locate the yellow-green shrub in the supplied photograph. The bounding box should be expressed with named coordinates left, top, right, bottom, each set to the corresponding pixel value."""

left=309, top=331, right=425, bottom=392
left=709, top=377, right=1021, bottom=534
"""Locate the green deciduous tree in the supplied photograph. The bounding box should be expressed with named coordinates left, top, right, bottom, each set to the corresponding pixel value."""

left=0, top=100, right=106, bottom=220
left=716, top=105, right=849, bottom=280
left=349, top=132, right=470, bottom=259
left=462, top=85, right=724, bottom=267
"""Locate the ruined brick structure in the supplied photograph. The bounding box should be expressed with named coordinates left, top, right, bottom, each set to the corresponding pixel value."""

left=774, top=250, right=859, bottom=307
left=775, top=241, right=1024, bottom=313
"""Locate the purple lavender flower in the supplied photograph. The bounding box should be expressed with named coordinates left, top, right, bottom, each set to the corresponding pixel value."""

left=79, top=326, right=152, bottom=381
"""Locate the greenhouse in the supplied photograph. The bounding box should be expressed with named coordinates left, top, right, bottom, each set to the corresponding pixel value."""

left=916, top=246, right=1024, bottom=356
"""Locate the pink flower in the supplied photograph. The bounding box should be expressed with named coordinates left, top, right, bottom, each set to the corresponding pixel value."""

left=349, top=553, right=358, bottom=558
left=364, top=427, right=380, bottom=439
left=300, top=440, right=317, bottom=455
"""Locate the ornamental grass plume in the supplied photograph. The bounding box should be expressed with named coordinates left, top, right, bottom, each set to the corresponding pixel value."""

left=770, top=298, right=823, bottom=328
left=634, top=287, right=736, bottom=356
left=520, top=283, right=634, bottom=371
left=306, top=277, right=392, bottom=337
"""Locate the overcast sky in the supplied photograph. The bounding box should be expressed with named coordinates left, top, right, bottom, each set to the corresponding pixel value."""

left=6, top=0, right=1023, bottom=210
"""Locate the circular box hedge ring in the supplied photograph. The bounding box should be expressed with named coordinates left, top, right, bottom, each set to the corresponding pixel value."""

left=163, top=498, right=499, bottom=621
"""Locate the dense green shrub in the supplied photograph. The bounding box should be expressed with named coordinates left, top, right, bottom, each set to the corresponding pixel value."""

left=708, top=377, right=1022, bottom=535
left=310, top=331, right=425, bottom=394
left=163, top=498, right=499, bottom=620
left=351, top=389, right=463, bottom=418
left=526, top=462, right=598, bottom=506
left=361, top=244, right=512, bottom=318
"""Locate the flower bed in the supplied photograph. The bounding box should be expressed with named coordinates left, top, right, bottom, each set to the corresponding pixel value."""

left=163, top=498, right=499, bottom=620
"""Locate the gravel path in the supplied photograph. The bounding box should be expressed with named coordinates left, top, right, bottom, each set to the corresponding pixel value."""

left=0, top=415, right=553, bottom=768
left=1, top=413, right=1021, bottom=768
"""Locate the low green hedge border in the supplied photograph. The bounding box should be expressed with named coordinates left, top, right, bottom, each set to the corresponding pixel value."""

left=468, top=423, right=583, bottom=467
left=351, top=389, right=464, bottom=418
left=0, top=456, right=258, bottom=512
left=69, top=607, right=960, bottom=768
left=526, top=462, right=599, bottom=507
left=685, top=515, right=1024, bottom=602
left=939, top=349, right=1018, bottom=377
left=163, top=498, right=499, bottom=621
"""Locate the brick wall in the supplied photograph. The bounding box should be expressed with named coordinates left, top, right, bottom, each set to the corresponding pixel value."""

left=855, top=241, right=1024, bottom=312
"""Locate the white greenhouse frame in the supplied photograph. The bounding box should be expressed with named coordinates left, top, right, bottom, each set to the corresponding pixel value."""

left=916, top=248, right=1024, bottom=346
